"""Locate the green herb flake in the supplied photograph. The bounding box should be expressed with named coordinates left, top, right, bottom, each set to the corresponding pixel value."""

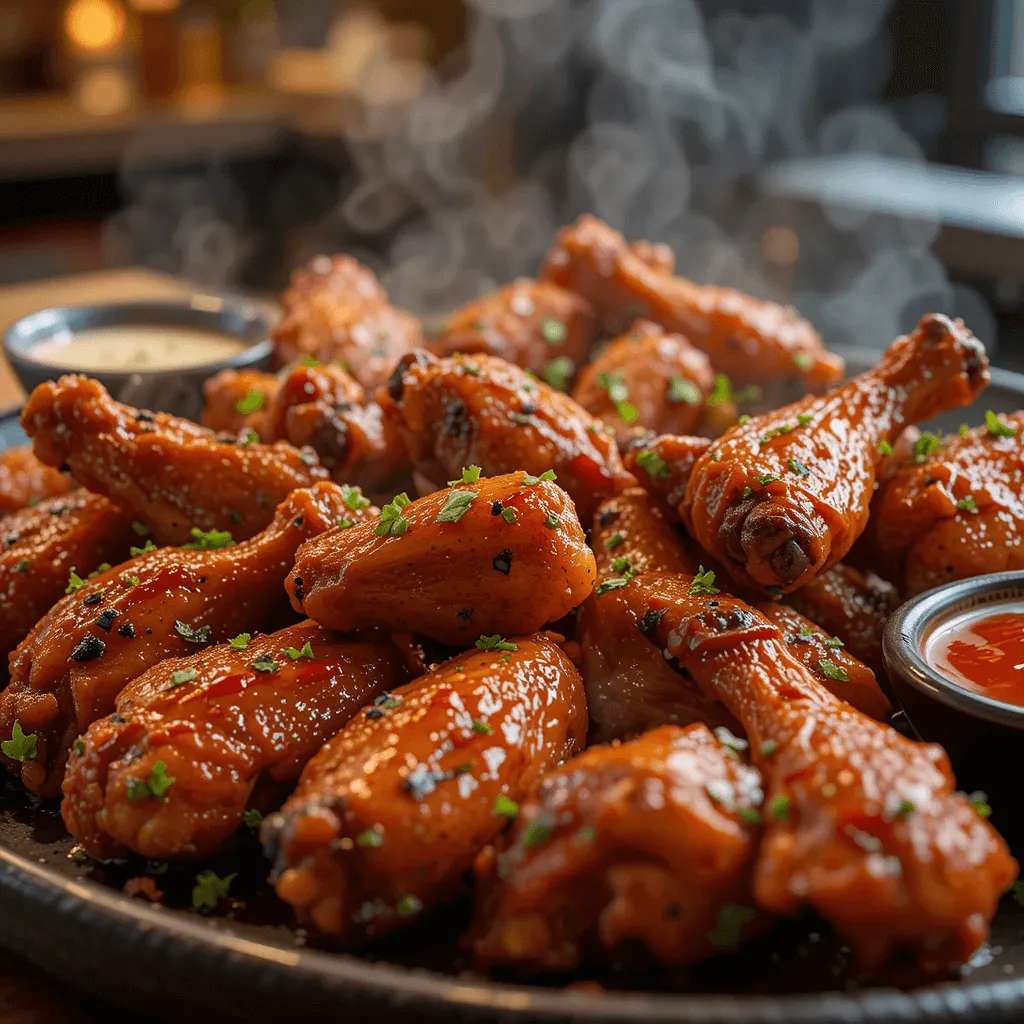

left=877, top=440, right=894, bottom=456
left=606, top=533, right=624, bottom=550
left=959, top=423, right=970, bottom=437
left=436, top=489, right=477, bottom=524
left=610, top=557, right=631, bottom=573
left=168, top=668, right=196, bottom=689
left=15, top=558, right=28, bottom=573
left=668, top=376, right=701, bottom=405
left=493, top=794, right=519, bottom=818
left=235, top=389, right=265, bottom=415
left=251, top=656, right=280, bottom=674
left=522, top=821, right=554, bottom=849
left=228, top=633, right=250, bottom=650
left=183, top=527, right=234, bottom=551
left=690, top=566, right=720, bottom=596
left=471, top=719, right=493, bottom=735
left=705, top=374, right=732, bottom=408
left=396, top=893, right=423, bottom=917
left=65, top=568, right=85, bottom=594
left=88, top=562, right=112, bottom=579
left=595, top=572, right=637, bottom=596
left=375, top=493, right=412, bottom=537
left=127, top=760, right=176, bottom=801
left=738, top=414, right=751, bottom=426
left=635, top=450, right=669, bottom=479
left=284, top=641, right=315, bottom=661
left=476, top=634, right=518, bottom=652
left=448, top=466, right=482, bottom=486
left=244, top=808, right=263, bottom=829
left=897, top=799, right=916, bottom=816
left=770, top=793, right=791, bottom=820
left=539, top=318, right=566, bottom=344
left=356, top=828, right=384, bottom=848
left=340, top=484, right=372, bottom=512
left=787, top=458, right=810, bottom=477
left=192, top=869, right=237, bottom=912
left=986, top=410, right=1017, bottom=438
left=759, top=739, right=778, bottom=757
left=337, top=518, right=354, bottom=529
left=239, top=428, right=260, bottom=447
left=742, top=486, right=752, bottom=499
left=970, top=792, right=993, bottom=819
left=793, top=352, right=813, bottom=371
left=738, top=807, right=762, bottom=825
left=544, top=513, right=560, bottom=530
left=911, top=432, right=942, bottom=464
left=817, top=659, right=849, bottom=682
left=175, top=621, right=211, bottom=644
left=501, top=507, right=517, bottom=523
left=797, top=414, right=814, bottom=426
left=543, top=356, right=575, bottom=392
left=521, top=469, right=556, bottom=485
left=131, top=521, right=150, bottom=537
left=957, top=495, right=978, bottom=513
left=707, top=903, right=757, bottom=950
left=1, top=721, right=38, bottom=762
left=753, top=474, right=779, bottom=487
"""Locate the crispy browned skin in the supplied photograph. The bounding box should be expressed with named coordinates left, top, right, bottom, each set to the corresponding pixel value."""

left=864, top=413, right=1024, bottom=596
left=542, top=215, right=843, bottom=389
left=0, top=493, right=135, bottom=680
left=785, top=564, right=898, bottom=679
left=431, top=279, right=595, bottom=382
left=624, top=574, right=1016, bottom=974
left=290, top=472, right=596, bottom=647
left=22, top=375, right=328, bottom=545
left=573, top=320, right=725, bottom=442
left=0, top=482, right=364, bottom=797
left=382, top=350, right=633, bottom=521
left=62, top=621, right=407, bottom=860
left=272, top=255, right=422, bottom=389
left=623, top=433, right=712, bottom=523
left=0, top=447, right=73, bottom=514
left=262, top=634, right=587, bottom=941
left=581, top=489, right=736, bottom=742
left=683, top=314, right=990, bottom=594
left=200, top=369, right=279, bottom=437
left=471, top=723, right=762, bottom=972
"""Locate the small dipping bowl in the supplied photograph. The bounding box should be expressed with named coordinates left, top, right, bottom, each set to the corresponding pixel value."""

left=884, top=571, right=1024, bottom=829
left=4, top=297, right=273, bottom=422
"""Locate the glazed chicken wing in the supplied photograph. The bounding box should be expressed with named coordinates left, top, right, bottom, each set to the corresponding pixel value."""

left=63, top=621, right=407, bottom=861
left=262, top=634, right=587, bottom=941
left=542, top=215, right=843, bottom=389
left=0, top=482, right=365, bottom=797
left=200, top=369, right=279, bottom=437
left=381, top=350, right=634, bottom=520
left=272, top=254, right=422, bottom=389
left=624, top=574, right=1016, bottom=973
left=431, top=279, right=595, bottom=383
left=863, top=412, right=1024, bottom=596
left=683, top=314, right=989, bottom=594
left=290, top=471, right=595, bottom=647
left=22, top=375, right=328, bottom=544
left=0, top=446, right=73, bottom=514
left=0, top=493, right=135, bottom=679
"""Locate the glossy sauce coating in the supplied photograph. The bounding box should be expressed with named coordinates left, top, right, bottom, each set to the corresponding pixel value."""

left=201, top=369, right=279, bottom=437
left=0, top=446, right=73, bottom=514
left=22, top=375, right=328, bottom=545
left=864, top=413, right=1024, bottom=596
left=382, top=350, right=634, bottom=521
left=471, top=724, right=762, bottom=972
left=623, top=433, right=712, bottom=523
left=683, top=314, right=990, bottom=593
left=542, top=215, right=843, bottom=388
left=262, top=634, right=587, bottom=941
left=0, top=482, right=364, bottom=797
left=624, top=573, right=1016, bottom=974
left=62, top=621, right=407, bottom=860
left=290, top=472, right=596, bottom=647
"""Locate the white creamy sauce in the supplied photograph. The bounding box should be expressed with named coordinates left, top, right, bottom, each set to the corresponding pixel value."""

left=30, top=325, right=247, bottom=372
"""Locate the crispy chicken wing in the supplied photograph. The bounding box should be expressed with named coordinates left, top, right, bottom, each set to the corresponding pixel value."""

left=22, top=375, right=328, bottom=545
left=0, top=482, right=363, bottom=797
left=624, top=574, right=1016, bottom=973
left=0, top=493, right=135, bottom=680
left=381, top=350, right=633, bottom=520
left=0, top=447, right=73, bottom=514
left=863, top=412, right=1024, bottom=596
left=262, top=634, right=587, bottom=941
left=572, top=320, right=727, bottom=442
left=541, top=215, right=843, bottom=389
left=431, top=279, right=595, bottom=383
left=623, top=433, right=712, bottom=523
left=471, top=723, right=762, bottom=972
left=290, top=472, right=595, bottom=647
left=683, top=314, right=990, bottom=594
left=272, top=255, right=422, bottom=389
left=200, top=369, right=279, bottom=437
left=62, top=622, right=407, bottom=860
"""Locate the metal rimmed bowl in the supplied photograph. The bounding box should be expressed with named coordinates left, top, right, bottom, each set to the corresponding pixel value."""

left=3, top=297, right=274, bottom=422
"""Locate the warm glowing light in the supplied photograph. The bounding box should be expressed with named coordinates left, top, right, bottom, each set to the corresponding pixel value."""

left=64, top=0, right=126, bottom=54
left=762, top=225, right=800, bottom=265
left=129, top=0, right=180, bottom=10
left=74, top=65, right=132, bottom=114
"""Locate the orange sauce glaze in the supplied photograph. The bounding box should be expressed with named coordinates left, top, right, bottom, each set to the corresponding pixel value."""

left=928, top=609, right=1024, bottom=707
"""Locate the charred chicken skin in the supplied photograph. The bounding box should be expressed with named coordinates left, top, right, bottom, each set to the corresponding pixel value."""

left=0, top=482, right=364, bottom=797
left=683, top=314, right=990, bottom=594
left=431, top=279, right=596, bottom=383
left=262, top=634, right=587, bottom=941
left=0, top=446, right=73, bottom=514
left=290, top=472, right=596, bottom=647
left=271, top=254, right=422, bottom=389
left=22, top=375, right=328, bottom=545
left=471, top=723, right=762, bottom=972
left=200, top=369, right=279, bottom=438
left=381, top=350, right=634, bottom=521
left=62, top=621, right=407, bottom=861
left=541, top=215, right=843, bottom=389
left=624, top=574, right=1016, bottom=974
left=0, top=493, right=135, bottom=679
left=864, top=412, right=1024, bottom=596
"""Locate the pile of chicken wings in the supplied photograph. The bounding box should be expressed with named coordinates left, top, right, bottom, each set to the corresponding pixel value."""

left=1, top=214, right=1021, bottom=983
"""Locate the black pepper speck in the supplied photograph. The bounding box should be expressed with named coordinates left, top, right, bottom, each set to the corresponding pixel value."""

left=70, top=634, right=105, bottom=662
left=96, top=609, right=118, bottom=631
left=293, top=576, right=304, bottom=602
left=83, top=593, right=102, bottom=607
left=118, top=622, right=136, bottom=639
left=492, top=549, right=513, bottom=575
left=490, top=500, right=503, bottom=516
left=366, top=708, right=384, bottom=720
left=458, top=608, right=473, bottom=621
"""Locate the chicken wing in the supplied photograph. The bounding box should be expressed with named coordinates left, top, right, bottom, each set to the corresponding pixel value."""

left=624, top=573, right=1016, bottom=973
left=0, top=447, right=73, bottom=515
left=572, top=320, right=728, bottom=442
left=22, top=375, right=328, bottom=545
left=289, top=471, right=595, bottom=647
left=541, top=215, right=843, bottom=389
left=272, top=254, right=422, bottom=389
left=863, top=412, right=1024, bottom=596
left=430, top=279, right=595, bottom=384
left=262, top=633, right=587, bottom=941
left=200, top=369, right=279, bottom=437
left=62, top=621, right=407, bottom=860
left=0, top=481, right=365, bottom=797
left=381, top=350, right=633, bottom=521
left=0, top=493, right=135, bottom=680
left=623, top=433, right=712, bottom=523
left=683, top=314, right=990, bottom=594
left=471, top=723, right=762, bottom=972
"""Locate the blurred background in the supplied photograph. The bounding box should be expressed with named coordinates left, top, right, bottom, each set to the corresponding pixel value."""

left=0, top=0, right=1022, bottom=363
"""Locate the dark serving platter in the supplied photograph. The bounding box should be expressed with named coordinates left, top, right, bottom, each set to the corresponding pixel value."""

left=3, top=344, right=1024, bottom=1024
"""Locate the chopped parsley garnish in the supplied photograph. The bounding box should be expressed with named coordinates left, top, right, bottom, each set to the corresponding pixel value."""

left=897, top=799, right=916, bottom=816
left=340, top=484, right=371, bottom=512
left=228, top=633, right=250, bottom=650
left=127, top=760, right=176, bottom=801
left=793, top=352, right=813, bottom=371
left=471, top=719, right=493, bottom=735
left=476, top=634, right=517, bottom=652
left=65, top=568, right=85, bottom=594
left=787, top=458, right=810, bottom=477
left=610, top=557, right=631, bottom=573
left=738, top=808, right=762, bottom=825
left=437, top=489, right=476, bottom=524
left=738, top=414, right=751, bottom=426
left=448, top=466, right=482, bottom=486
left=544, top=513, right=560, bottom=530
left=251, top=656, right=280, bottom=674
left=510, top=412, right=531, bottom=426
left=707, top=903, right=757, bottom=950
left=235, top=389, right=265, bottom=415
left=878, top=440, right=894, bottom=456
left=824, top=636, right=844, bottom=648
left=753, top=474, right=779, bottom=486
left=493, top=794, right=519, bottom=818
left=1, top=721, right=38, bottom=762
left=501, top=507, right=517, bottom=522
left=817, top=659, right=848, bottom=682
left=705, top=374, right=732, bottom=407
left=714, top=726, right=748, bottom=753
left=667, top=376, right=701, bottom=405
left=184, top=527, right=234, bottom=550
left=192, top=870, right=236, bottom=912
left=759, top=425, right=793, bottom=446
left=759, top=739, right=778, bottom=757
left=595, top=572, right=637, bottom=596
left=957, top=495, right=978, bottom=513
left=769, top=793, right=791, bottom=820
left=521, top=469, right=556, bottom=485
left=375, top=493, right=412, bottom=537
left=88, top=562, right=111, bottom=579
left=690, top=566, right=720, bottom=595
left=911, top=432, right=942, bottom=463
left=396, top=893, right=423, bottom=917
left=243, top=808, right=263, bottom=829
left=284, top=642, right=315, bottom=661
left=986, top=410, right=1017, bottom=438
left=543, top=356, right=575, bottom=392
left=797, top=413, right=814, bottom=426
left=742, top=486, right=752, bottom=499
left=131, top=521, right=150, bottom=537
left=337, top=518, right=355, bottom=529
left=959, top=423, right=970, bottom=437
left=522, top=821, right=554, bottom=849
left=168, top=668, right=196, bottom=688
left=130, top=540, right=157, bottom=558
left=597, top=371, right=638, bottom=424
left=606, top=533, right=624, bottom=550
left=239, top=428, right=259, bottom=447
left=15, top=558, right=28, bottom=573
left=635, top=450, right=669, bottom=479
left=970, top=791, right=992, bottom=818
left=539, top=318, right=566, bottom=344
left=175, top=621, right=211, bottom=644
left=356, top=828, right=384, bottom=848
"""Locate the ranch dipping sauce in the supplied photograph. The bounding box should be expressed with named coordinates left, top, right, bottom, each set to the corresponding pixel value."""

left=30, top=325, right=248, bottom=373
